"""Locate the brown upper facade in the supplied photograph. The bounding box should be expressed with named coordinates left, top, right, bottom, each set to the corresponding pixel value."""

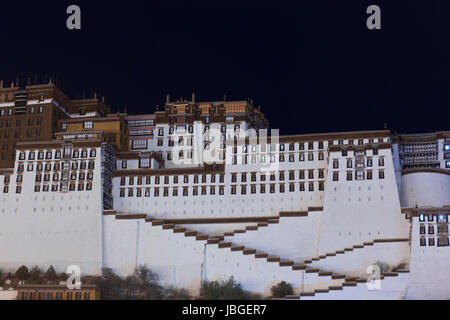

left=0, top=81, right=112, bottom=168
left=154, top=94, right=269, bottom=129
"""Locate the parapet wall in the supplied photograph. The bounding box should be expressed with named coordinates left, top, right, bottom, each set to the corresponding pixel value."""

left=400, top=170, right=450, bottom=208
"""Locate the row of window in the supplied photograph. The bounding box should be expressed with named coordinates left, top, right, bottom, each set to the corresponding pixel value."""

left=17, top=161, right=95, bottom=173
left=419, top=214, right=448, bottom=223
left=332, top=170, right=385, bottom=181
left=120, top=174, right=226, bottom=186
left=119, top=181, right=325, bottom=198
left=18, top=149, right=97, bottom=161
left=0, top=117, right=43, bottom=128
left=231, top=152, right=326, bottom=165
left=419, top=224, right=449, bottom=235
left=119, top=170, right=326, bottom=186
left=128, top=119, right=155, bottom=127
left=3, top=182, right=93, bottom=193
left=231, top=170, right=325, bottom=182
left=0, top=106, right=44, bottom=117
left=419, top=237, right=449, bottom=247
left=333, top=157, right=384, bottom=169
left=30, top=171, right=94, bottom=183
left=130, top=130, right=153, bottom=136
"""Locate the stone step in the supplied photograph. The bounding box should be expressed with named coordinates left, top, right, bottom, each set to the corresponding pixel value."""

left=279, top=260, right=294, bottom=267
left=243, top=248, right=256, bottom=255
left=246, top=225, right=259, bottom=231
left=255, top=252, right=268, bottom=259
left=257, top=222, right=269, bottom=227
left=292, top=264, right=307, bottom=270
left=315, top=289, right=329, bottom=293
left=173, top=227, right=186, bottom=233
left=305, top=268, right=320, bottom=274
left=196, top=234, right=208, bottom=241
left=329, top=286, right=343, bottom=291
left=343, top=282, right=357, bottom=287
left=267, top=256, right=280, bottom=262
left=184, top=230, right=197, bottom=237
left=396, top=269, right=410, bottom=273
left=162, top=224, right=175, bottom=230
left=382, top=272, right=399, bottom=277
left=231, top=246, right=245, bottom=252
left=218, top=242, right=232, bottom=248
left=300, top=292, right=315, bottom=297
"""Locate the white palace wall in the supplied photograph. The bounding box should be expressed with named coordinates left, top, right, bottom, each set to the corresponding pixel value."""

left=400, top=172, right=450, bottom=208
left=102, top=214, right=205, bottom=294
left=318, top=147, right=406, bottom=254
left=222, top=213, right=322, bottom=261
left=0, top=146, right=104, bottom=275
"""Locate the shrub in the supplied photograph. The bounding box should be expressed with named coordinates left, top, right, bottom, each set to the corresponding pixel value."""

left=271, top=281, right=294, bottom=298
left=200, top=276, right=250, bottom=300
left=392, top=262, right=407, bottom=272
left=374, top=261, right=391, bottom=274
left=164, top=286, right=191, bottom=300
left=58, top=272, right=69, bottom=282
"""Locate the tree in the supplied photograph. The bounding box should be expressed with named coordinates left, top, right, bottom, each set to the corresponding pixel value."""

left=271, top=281, right=294, bottom=298
left=29, top=265, right=43, bottom=283
left=131, top=265, right=163, bottom=300
left=44, top=265, right=57, bottom=281
left=15, top=266, right=29, bottom=282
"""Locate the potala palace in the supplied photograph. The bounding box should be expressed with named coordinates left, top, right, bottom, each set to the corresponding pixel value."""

left=0, top=81, right=449, bottom=299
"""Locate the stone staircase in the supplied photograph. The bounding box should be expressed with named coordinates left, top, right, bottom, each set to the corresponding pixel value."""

left=105, top=210, right=411, bottom=299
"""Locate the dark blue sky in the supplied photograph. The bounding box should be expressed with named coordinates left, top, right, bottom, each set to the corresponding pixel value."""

left=1, top=0, right=449, bottom=135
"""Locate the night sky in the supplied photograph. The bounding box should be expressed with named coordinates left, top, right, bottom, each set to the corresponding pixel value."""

left=1, top=0, right=449, bottom=135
